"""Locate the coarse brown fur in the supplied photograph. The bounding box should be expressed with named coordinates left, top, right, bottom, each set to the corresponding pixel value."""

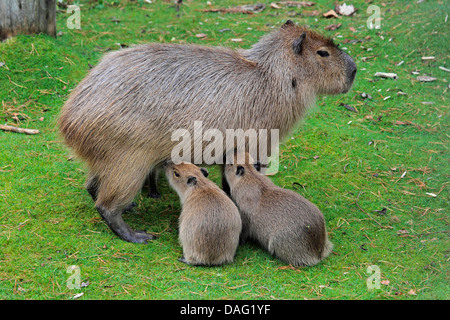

left=165, top=162, right=241, bottom=266
left=58, top=20, right=356, bottom=242
left=223, top=152, right=333, bottom=267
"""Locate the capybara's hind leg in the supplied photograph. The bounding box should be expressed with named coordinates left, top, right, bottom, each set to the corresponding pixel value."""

left=95, top=160, right=156, bottom=243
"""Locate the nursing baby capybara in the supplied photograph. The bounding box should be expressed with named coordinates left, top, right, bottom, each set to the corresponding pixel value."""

left=165, top=161, right=241, bottom=266
left=223, top=152, right=333, bottom=266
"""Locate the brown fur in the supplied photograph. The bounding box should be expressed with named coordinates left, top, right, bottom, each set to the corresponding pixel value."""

left=223, top=152, right=333, bottom=267
left=165, top=162, right=241, bottom=266
left=58, top=21, right=356, bottom=242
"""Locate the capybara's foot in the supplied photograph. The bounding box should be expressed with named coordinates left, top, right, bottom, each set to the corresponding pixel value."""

left=147, top=191, right=161, bottom=199
left=131, top=230, right=157, bottom=243
left=123, top=202, right=137, bottom=213
left=96, top=205, right=156, bottom=243
left=178, top=256, right=191, bottom=265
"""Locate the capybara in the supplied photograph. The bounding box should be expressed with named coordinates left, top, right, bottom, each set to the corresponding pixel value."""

left=58, top=20, right=356, bottom=242
left=165, top=161, right=241, bottom=266
left=223, top=152, right=333, bottom=266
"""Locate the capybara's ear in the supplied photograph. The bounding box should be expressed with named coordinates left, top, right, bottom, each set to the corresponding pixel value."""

left=187, top=176, right=197, bottom=186
left=282, top=20, right=295, bottom=29
left=292, top=32, right=307, bottom=55
left=200, top=168, right=209, bottom=178
left=253, top=161, right=261, bottom=172
left=236, top=166, right=245, bottom=177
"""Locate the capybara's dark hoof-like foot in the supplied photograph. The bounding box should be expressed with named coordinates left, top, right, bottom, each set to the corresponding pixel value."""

left=147, top=191, right=161, bottom=199
left=178, top=256, right=190, bottom=265
left=130, top=230, right=157, bottom=244
left=123, top=202, right=137, bottom=213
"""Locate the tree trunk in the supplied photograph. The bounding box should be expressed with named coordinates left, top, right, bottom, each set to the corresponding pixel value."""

left=0, top=0, right=56, bottom=40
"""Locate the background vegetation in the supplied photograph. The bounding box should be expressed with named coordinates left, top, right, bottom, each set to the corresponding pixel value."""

left=0, top=0, right=448, bottom=299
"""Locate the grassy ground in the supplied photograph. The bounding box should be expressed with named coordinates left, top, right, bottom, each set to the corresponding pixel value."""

left=0, top=0, right=448, bottom=300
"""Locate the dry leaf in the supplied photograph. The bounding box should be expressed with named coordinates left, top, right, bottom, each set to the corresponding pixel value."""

left=394, top=120, right=411, bottom=126
left=381, top=280, right=390, bottom=286
left=277, top=1, right=315, bottom=7
left=195, top=33, right=207, bottom=38
left=408, top=289, right=417, bottom=295
left=421, top=56, right=435, bottom=61
left=197, top=4, right=266, bottom=14
left=270, top=2, right=281, bottom=9
left=325, top=23, right=342, bottom=31
left=304, top=10, right=320, bottom=16
left=323, top=9, right=339, bottom=18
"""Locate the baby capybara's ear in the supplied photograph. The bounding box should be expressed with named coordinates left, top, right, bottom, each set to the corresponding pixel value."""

left=200, top=168, right=209, bottom=178
left=236, top=166, right=245, bottom=177
left=281, top=20, right=295, bottom=29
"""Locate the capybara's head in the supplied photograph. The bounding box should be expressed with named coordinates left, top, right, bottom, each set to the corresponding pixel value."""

left=165, top=161, right=209, bottom=198
left=279, top=20, right=357, bottom=95
left=223, top=152, right=262, bottom=189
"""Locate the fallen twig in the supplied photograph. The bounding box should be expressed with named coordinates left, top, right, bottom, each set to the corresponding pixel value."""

left=197, top=4, right=266, bottom=14
left=0, top=124, right=40, bottom=135
left=375, top=72, right=398, bottom=79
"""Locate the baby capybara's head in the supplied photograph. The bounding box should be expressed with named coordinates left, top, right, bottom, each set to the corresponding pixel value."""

left=165, top=161, right=209, bottom=200
left=223, top=152, right=262, bottom=190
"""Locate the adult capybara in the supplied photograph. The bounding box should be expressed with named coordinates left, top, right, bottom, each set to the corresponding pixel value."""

left=58, top=20, right=356, bottom=243
left=223, top=152, right=333, bottom=266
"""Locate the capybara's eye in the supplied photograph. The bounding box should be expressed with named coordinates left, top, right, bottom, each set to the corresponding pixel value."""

left=317, top=50, right=330, bottom=57
left=174, top=171, right=180, bottom=178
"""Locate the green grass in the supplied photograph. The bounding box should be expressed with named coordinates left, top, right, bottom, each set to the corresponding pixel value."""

left=0, top=0, right=448, bottom=300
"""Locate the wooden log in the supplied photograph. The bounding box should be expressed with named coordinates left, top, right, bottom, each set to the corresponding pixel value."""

left=0, top=0, right=56, bottom=40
